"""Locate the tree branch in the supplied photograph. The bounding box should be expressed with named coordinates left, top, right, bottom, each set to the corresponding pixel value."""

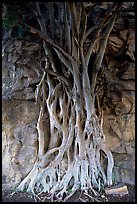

left=80, top=47, right=92, bottom=118
left=85, top=2, right=122, bottom=67
left=80, top=9, right=87, bottom=47
left=68, top=2, right=79, bottom=60
left=49, top=2, right=55, bottom=40
left=20, top=20, right=72, bottom=61
left=91, top=14, right=117, bottom=95
left=45, top=68, right=72, bottom=88
left=54, top=48, right=73, bottom=72
left=64, top=3, right=71, bottom=54
left=84, top=26, right=98, bottom=40
left=35, top=71, right=46, bottom=105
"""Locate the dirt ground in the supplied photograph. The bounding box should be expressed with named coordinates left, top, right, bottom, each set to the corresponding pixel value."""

left=2, top=184, right=135, bottom=202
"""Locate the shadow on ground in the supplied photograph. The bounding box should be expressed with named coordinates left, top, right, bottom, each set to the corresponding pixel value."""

left=2, top=184, right=135, bottom=202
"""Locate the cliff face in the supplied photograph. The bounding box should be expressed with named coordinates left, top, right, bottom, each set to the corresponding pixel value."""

left=2, top=100, right=39, bottom=189
left=102, top=21, right=135, bottom=185
left=2, top=39, right=41, bottom=190
left=2, top=8, right=135, bottom=190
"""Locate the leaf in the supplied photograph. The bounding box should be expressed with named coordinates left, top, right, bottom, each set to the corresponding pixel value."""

left=67, top=188, right=72, bottom=192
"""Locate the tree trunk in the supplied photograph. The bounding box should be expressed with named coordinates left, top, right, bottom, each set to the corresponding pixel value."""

left=17, top=2, right=122, bottom=201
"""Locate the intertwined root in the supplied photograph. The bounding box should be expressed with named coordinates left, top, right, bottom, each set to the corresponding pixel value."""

left=17, top=117, right=114, bottom=201
left=17, top=147, right=113, bottom=201
left=17, top=84, right=114, bottom=202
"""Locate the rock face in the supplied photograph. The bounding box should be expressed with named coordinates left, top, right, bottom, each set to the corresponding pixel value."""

left=2, top=36, right=45, bottom=190
left=2, top=4, right=135, bottom=190
left=102, top=18, right=135, bottom=185
left=2, top=100, right=39, bottom=190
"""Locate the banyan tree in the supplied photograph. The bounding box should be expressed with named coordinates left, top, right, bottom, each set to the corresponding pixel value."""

left=3, top=2, right=126, bottom=202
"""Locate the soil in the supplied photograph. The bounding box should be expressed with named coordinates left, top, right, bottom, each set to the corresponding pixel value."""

left=2, top=184, right=135, bottom=202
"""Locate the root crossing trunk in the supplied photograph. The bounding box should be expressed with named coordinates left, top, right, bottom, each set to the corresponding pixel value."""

left=17, top=84, right=114, bottom=201
left=16, top=2, right=120, bottom=201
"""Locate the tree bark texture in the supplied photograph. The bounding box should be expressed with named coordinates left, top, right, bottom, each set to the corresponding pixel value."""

left=17, top=2, right=123, bottom=201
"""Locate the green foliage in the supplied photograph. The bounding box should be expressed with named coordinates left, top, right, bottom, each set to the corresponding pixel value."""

left=2, top=4, right=19, bottom=31
left=12, top=186, right=17, bottom=192
left=2, top=15, right=18, bottom=31
left=66, top=187, right=73, bottom=193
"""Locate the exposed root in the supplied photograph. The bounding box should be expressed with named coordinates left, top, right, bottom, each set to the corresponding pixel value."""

left=17, top=133, right=114, bottom=201
left=8, top=1, right=119, bottom=202
left=17, top=82, right=114, bottom=202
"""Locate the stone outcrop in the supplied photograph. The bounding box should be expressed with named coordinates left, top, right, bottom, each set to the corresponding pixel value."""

left=2, top=100, right=39, bottom=190
left=102, top=19, right=135, bottom=185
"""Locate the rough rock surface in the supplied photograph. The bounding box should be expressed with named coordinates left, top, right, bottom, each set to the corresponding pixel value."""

left=2, top=100, right=39, bottom=190
left=102, top=21, right=135, bottom=184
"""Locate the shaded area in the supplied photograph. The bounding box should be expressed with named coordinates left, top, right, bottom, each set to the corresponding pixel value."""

left=2, top=184, right=135, bottom=202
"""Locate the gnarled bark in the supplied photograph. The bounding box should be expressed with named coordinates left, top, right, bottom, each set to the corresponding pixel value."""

left=17, top=2, right=122, bottom=201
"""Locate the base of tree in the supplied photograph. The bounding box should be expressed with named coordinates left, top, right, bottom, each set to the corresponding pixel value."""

left=17, top=99, right=114, bottom=202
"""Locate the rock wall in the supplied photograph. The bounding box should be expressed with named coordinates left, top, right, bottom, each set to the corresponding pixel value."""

left=102, top=18, right=135, bottom=185
left=2, top=100, right=39, bottom=190
left=2, top=7, right=135, bottom=190
left=2, top=38, right=41, bottom=190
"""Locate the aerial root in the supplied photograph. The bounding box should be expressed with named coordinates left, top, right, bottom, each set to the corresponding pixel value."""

left=17, top=113, right=114, bottom=202
left=17, top=154, right=108, bottom=202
